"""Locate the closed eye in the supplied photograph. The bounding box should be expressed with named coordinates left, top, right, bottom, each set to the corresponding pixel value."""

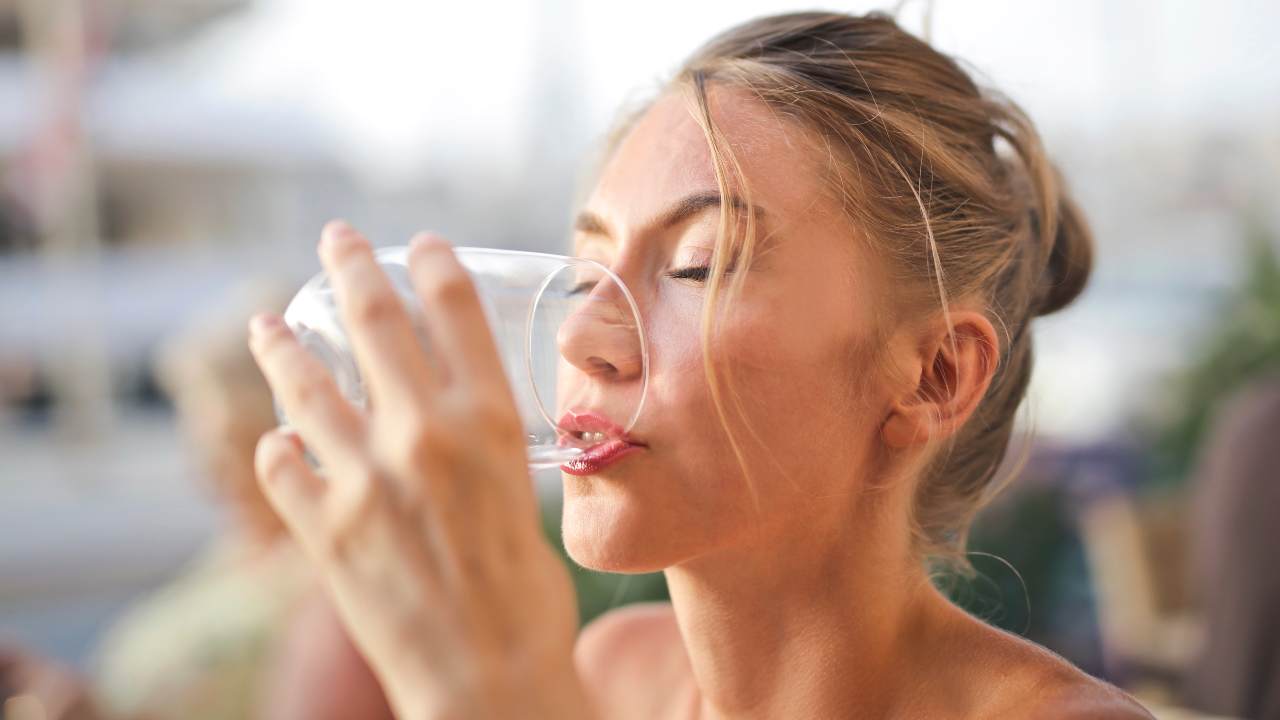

left=567, top=279, right=599, bottom=295
left=667, top=266, right=712, bottom=282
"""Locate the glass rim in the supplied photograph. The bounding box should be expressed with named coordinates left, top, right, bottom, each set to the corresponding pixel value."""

left=525, top=256, right=649, bottom=437
left=373, top=245, right=650, bottom=437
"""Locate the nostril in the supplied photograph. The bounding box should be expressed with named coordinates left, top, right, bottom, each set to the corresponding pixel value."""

left=585, top=356, right=618, bottom=376
left=555, top=306, right=643, bottom=381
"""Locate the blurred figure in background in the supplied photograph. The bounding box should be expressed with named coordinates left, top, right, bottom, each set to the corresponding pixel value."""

left=2, top=280, right=393, bottom=720
left=88, top=280, right=308, bottom=719
left=1182, top=373, right=1280, bottom=720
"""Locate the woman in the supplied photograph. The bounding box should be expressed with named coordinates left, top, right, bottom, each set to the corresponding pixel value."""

left=247, top=11, right=1154, bottom=719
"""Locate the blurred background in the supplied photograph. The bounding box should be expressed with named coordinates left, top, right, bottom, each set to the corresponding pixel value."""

left=1, top=1, right=1277, bottom=719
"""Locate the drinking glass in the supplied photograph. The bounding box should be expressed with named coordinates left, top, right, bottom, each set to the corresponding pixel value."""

left=277, top=246, right=648, bottom=469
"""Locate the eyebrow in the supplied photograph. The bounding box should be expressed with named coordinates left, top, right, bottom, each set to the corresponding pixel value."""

left=573, top=191, right=763, bottom=240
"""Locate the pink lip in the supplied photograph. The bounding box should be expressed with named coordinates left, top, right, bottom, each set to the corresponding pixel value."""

left=556, top=408, right=645, bottom=475
left=560, top=439, right=644, bottom=476
left=555, top=408, right=640, bottom=443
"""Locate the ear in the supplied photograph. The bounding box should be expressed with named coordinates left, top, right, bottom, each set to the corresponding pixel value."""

left=881, top=309, right=1000, bottom=449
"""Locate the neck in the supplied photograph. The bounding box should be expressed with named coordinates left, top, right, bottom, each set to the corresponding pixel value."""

left=663, top=493, right=941, bottom=719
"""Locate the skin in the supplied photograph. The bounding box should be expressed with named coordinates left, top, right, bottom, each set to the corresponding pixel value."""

left=249, top=227, right=590, bottom=720
left=247, top=88, right=1154, bottom=718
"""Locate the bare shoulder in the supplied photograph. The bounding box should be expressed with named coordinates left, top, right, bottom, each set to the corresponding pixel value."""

left=1010, top=662, right=1154, bottom=719
left=969, top=621, right=1154, bottom=719
left=574, top=602, right=695, bottom=720
left=574, top=601, right=687, bottom=680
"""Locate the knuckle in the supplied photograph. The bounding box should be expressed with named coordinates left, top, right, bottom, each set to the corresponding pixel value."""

left=458, top=546, right=502, bottom=592
left=473, top=395, right=522, bottom=437
left=436, top=390, right=520, bottom=442
left=425, top=269, right=474, bottom=306
left=384, top=428, right=434, bottom=472
left=318, top=524, right=354, bottom=564
left=349, top=287, right=403, bottom=326
left=321, top=468, right=382, bottom=560
left=418, top=427, right=466, bottom=463
left=287, top=365, right=333, bottom=411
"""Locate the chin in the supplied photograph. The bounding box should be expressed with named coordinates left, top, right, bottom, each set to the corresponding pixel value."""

left=560, top=488, right=686, bottom=574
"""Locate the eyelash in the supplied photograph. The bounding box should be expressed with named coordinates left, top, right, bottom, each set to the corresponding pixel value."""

left=568, top=265, right=721, bottom=295
left=667, top=265, right=711, bottom=282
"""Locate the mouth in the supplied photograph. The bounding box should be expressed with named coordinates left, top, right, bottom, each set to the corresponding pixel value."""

left=555, top=408, right=644, bottom=448
left=556, top=408, right=646, bottom=475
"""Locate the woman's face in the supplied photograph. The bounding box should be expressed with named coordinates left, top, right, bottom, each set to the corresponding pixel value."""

left=560, top=87, right=894, bottom=573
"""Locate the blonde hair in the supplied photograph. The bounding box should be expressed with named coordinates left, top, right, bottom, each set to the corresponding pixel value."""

left=588, top=11, right=1093, bottom=569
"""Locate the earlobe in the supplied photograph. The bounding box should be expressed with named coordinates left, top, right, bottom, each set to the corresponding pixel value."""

left=881, top=405, right=933, bottom=449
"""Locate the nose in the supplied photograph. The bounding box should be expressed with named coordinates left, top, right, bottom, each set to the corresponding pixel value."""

left=556, top=280, right=644, bottom=382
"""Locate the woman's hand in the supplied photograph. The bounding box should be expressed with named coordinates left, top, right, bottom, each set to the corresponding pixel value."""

left=248, top=221, right=591, bottom=720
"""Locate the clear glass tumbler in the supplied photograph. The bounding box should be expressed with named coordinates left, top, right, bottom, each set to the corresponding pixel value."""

left=278, top=246, right=648, bottom=469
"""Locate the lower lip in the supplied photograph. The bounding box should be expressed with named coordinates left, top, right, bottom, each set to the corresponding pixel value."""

left=560, top=439, right=644, bottom=476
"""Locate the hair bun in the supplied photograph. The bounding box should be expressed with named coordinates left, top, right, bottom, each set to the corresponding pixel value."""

left=1034, top=189, right=1093, bottom=317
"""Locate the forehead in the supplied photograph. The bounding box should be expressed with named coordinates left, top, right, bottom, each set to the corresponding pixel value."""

left=588, top=85, right=832, bottom=229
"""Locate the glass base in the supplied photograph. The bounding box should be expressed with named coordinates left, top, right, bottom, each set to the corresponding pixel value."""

left=527, top=444, right=582, bottom=470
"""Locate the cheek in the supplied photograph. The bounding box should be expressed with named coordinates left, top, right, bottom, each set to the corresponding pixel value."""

left=559, top=279, right=881, bottom=569
left=642, top=301, right=744, bottom=479
left=707, top=298, right=878, bottom=488
left=646, top=279, right=875, bottom=482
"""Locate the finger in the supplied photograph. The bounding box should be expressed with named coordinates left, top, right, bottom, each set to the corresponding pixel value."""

left=259, top=427, right=411, bottom=583
left=249, top=313, right=367, bottom=477
left=319, top=221, right=440, bottom=409
left=255, top=427, right=327, bottom=551
left=407, top=233, right=507, bottom=392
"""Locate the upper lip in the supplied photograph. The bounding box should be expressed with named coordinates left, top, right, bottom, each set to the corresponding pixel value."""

left=556, top=408, right=645, bottom=446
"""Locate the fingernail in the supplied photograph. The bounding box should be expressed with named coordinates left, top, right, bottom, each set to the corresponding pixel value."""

left=249, top=312, right=283, bottom=337
left=410, top=232, right=450, bottom=251
left=320, top=219, right=364, bottom=251
left=280, top=427, right=306, bottom=453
